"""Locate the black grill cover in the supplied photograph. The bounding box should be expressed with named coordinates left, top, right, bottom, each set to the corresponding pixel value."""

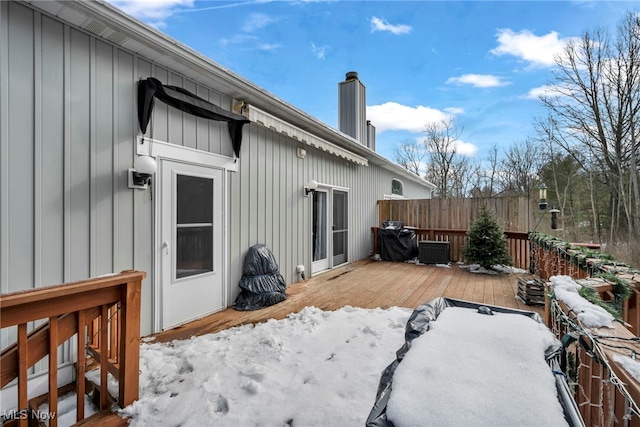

left=233, top=244, right=287, bottom=311
left=378, top=228, right=418, bottom=262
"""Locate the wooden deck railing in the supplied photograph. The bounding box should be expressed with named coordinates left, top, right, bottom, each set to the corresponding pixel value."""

left=549, top=297, right=640, bottom=426
left=530, top=242, right=590, bottom=280
left=371, top=227, right=530, bottom=270
left=0, top=270, right=145, bottom=426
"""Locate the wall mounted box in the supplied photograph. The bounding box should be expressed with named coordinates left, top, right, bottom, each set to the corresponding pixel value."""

left=418, top=241, right=450, bottom=264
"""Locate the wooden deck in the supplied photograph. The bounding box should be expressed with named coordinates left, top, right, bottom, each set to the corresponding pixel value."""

left=89, top=259, right=545, bottom=426
left=153, top=259, right=544, bottom=343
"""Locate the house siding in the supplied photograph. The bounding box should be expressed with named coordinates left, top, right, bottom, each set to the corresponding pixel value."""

left=0, top=0, right=431, bottom=354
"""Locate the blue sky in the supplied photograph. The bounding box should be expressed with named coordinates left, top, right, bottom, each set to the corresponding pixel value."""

left=108, top=0, right=637, bottom=163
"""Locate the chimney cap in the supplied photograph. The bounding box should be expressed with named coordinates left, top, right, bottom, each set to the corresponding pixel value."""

left=345, top=71, right=359, bottom=81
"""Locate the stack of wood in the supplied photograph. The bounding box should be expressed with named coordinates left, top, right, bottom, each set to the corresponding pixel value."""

left=517, top=277, right=546, bottom=305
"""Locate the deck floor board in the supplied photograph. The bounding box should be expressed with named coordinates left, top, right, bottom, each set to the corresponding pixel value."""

left=152, top=259, right=544, bottom=343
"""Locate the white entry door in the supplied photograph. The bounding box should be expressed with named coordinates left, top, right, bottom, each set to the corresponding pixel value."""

left=160, top=160, right=224, bottom=330
left=312, top=187, right=349, bottom=275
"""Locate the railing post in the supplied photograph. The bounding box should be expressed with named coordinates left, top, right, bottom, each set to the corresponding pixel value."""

left=76, top=310, right=86, bottom=422
left=17, top=323, right=27, bottom=427
left=118, top=278, right=142, bottom=407
left=100, top=305, right=109, bottom=410
left=48, top=316, right=58, bottom=427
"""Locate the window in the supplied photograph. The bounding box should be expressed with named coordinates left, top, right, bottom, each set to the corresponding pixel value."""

left=392, top=179, right=404, bottom=196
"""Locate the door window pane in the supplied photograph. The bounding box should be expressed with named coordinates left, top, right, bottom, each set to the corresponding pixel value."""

left=175, top=174, right=214, bottom=279
left=177, top=175, right=213, bottom=224
left=333, top=191, right=347, bottom=231
left=313, top=191, right=327, bottom=261
left=332, top=190, right=348, bottom=265
left=176, top=226, right=213, bottom=278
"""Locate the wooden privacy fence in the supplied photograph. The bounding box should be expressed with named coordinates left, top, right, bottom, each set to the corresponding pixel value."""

left=377, top=197, right=535, bottom=232
left=0, top=270, right=145, bottom=426
left=371, top=227, right=530, bottom=270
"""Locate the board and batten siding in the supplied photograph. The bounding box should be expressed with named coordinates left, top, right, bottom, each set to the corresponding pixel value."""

left=0, top=2, right=140, bottom=374
left=1, top=0, right=431, bottom=354
left=0, top=2, right=235, bottom=339
left=227, top=123, right=429, bottom=303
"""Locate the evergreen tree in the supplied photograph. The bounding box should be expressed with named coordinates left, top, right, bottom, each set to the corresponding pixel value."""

left=463, top=204, right=512, bottom=269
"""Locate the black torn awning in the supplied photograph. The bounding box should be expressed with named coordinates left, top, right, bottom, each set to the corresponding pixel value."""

left=137, top=77, right=250, bottom=158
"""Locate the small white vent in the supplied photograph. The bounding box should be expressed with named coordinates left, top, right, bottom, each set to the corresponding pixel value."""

left=83, top=19, right=107, bottom=35
left=105, top=31, right=130, bottom=46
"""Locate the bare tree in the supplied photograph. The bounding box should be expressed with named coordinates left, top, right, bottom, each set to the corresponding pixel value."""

left=393, top=139, right=425, bottom=175
left=423, top=118, right=465, bottom=198
left=539, top=12, right=640, bottom=262
left=498, top=139, right=542, bottom=196
left=448, top=156, right=480, bottom=198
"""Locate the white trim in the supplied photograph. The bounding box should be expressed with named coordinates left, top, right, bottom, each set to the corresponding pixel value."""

left=150, top=143, right=231, bottom=333
left=383, top=194, right=406, bottom=200
left=239, top=104, right=369, bottom=167
left=137, top=135, right=238, bottom=172
left=310, top=183, right=350, bottom=276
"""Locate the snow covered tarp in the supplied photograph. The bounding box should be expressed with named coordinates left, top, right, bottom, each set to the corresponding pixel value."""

left=366, top=297, right=584, bottom=427
left=233, top=244, right=287, bottom=311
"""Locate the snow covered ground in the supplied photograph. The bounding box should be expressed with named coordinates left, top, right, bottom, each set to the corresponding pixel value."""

left=43, top=298, right=579, bottom=427
left=121, top=306, right=411, bottom=426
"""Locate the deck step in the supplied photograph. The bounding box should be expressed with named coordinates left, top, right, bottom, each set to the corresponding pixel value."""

left=24, top=367, right=121, bottom=427
left=74, top=411, right=129, bottom=426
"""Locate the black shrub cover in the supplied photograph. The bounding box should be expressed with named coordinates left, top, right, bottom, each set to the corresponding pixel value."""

left=233, top=244, right=287, bottom=311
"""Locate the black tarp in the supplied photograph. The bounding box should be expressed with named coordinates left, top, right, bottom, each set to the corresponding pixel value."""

left=233, top=244, right=287, bottom=311
left=366, top=297, right=585, bottom=427
left=137, top=77, right=250, bottom=158
left=377, top=225, right=418, bottom=262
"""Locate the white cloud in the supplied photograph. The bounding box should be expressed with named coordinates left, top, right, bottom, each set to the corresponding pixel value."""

left=415, top=136, right=478, bottom=156
left=258, top=43, right=281, bottom=52
left=219, top=34, right=258, bottom=47
left=370, top=17, right=412, bottom=35
left=525, top=84, right=567, bottom=99
left=444, top=107, right=465, bottom=115
left=366, top=102, right=453, bottom=133
left=242, top=13, right=277, bottom=33
left=446, top=74, right=509, bottom=88
left=311, top=42, right=328, bottom=59
left=107, top=0, right=194, bottom=28
left=453, top=140, right=479, bottom=156
left=491, top=29, right=575, bottom=67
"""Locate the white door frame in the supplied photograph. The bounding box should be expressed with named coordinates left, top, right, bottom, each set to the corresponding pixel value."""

left=160, top=160, right=223, bottom=330
left=140, top=137, right=236, bottom=333
left=310, top=183, right=349, bottom=276
left=311, top=188, right=330, bottom=273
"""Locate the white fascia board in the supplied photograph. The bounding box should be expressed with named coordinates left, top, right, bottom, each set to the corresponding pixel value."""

left=242, top=104, right=368, bottom=167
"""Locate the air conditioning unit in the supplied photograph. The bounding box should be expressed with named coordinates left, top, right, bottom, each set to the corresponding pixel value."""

left=418, top=241, right=450, bottom=264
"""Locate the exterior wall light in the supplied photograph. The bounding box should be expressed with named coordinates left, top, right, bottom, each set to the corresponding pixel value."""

left=128, top=155, right=157, bottom=189
left=304, top=179, right=318, bottom=197
left=538, top=183, right=548, bottom=210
